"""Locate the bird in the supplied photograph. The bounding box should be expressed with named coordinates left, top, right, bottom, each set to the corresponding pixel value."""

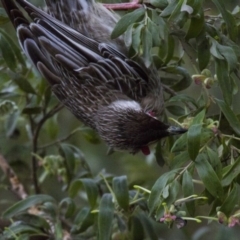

left=1, top=0, right=187, bottom=155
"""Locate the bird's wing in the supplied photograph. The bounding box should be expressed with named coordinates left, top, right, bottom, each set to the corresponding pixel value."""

left=2, top=0, right=149, bottom=103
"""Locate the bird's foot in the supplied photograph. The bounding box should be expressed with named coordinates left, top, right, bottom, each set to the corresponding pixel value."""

left=103, top=0, right=142, bottom=10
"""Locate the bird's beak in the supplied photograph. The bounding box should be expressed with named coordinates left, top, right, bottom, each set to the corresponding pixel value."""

left=167, top=126, right=188, bottom=135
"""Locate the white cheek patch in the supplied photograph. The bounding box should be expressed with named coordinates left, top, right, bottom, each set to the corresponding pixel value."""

left=110, top=100, right=142, bottom=111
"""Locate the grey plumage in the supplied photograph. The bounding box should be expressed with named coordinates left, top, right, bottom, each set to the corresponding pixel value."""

left=1, top=0, right=187, bottom=154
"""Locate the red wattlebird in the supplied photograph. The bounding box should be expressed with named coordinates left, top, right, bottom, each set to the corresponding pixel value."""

left=1, top=0, right=187, bottom=155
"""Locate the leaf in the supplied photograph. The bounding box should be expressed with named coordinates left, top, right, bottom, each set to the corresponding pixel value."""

left=3, top=195, right=56, bottom=219
left=211, top=0, right=238, bottom=41
left=13, top=76, right=36, bottom=94
left=0, top=33, right=17, bottom=71
left=59, top=197, right=76, bottom=218
left=169, top=94, right=198, bottom=108
left=166, top=105, right=185, bottom=116
left=217, top=44, right=237, bottom=72
left=131, top=24, right=143, bottom=54
left=155, top=142, right=165, bottom=167
left=170, top=151, right=189, bottom=169
left=22, top=107, right=42, bottom=115
left=186, top=9, right=204, bottom=39
left=5, top=110, right=20, bottom=137
left=0, top=100, right=17, bottom=116
left=197, top=33, right=210, bottom=71
left=0, top=29, right=26, bottom=67
left=71, top=207, right=95, bottom=234
left=150, top=0, right=168, bottom=8
left=98, top=194, right=114, bottom=240
left=219, top=184, right=240, bottom=216
left=182, top=171, right=195, bottom=216
left=215, top=98, right=240, bottom=136
left=171, top=133, right=187, bottom=152
left=2, top=223, right=43, bottom=238
left=221, top=157, right=240, bottom=186
left=163, top=66, right=192, bottom=91
left=187, top=124, right=202, bottom=160
left=69, top=178, right=98, bottom=209
left=16, top=213, right=50, bottom=230
left=129, top=214, right=145, bottom=240
left=207, top=147, right=222, bottom=179
left=112, top=176, right=129, bottom=211
left=0, top=7, right=10, bottom=25
left=111, top=8, right=145, bottom=39
left=60, top=143, right=75, bottom=172
left=142, top=26, right=152, bottom=68
left=140, top=213, right=158, bottom=240
left=216, top=60, right=233, bottom=106
left=195, top=153, right=223, bottom=199
left=148, top=169, right=179, bottom=215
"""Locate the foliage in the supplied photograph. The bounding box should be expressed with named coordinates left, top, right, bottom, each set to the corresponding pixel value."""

left=0, top=0, right=240, bottom=239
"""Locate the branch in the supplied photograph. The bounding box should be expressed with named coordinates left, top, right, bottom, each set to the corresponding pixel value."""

left=31, top=103, right=64, bottom=194
left=0, top=153, right=28, bottom=199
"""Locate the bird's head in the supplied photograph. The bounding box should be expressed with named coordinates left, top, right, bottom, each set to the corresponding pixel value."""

left=96, top=100, right=187, bottom=154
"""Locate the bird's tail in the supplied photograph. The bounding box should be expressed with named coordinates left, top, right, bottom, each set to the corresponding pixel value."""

left=45, top=0, right=125, bottom=52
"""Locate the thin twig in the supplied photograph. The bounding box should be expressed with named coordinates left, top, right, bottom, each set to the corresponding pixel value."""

left=0, top=153, right=28, bottom=199
left=38, top=127, right=89, bottom=149
left=31, top=103, right=64, bottom=194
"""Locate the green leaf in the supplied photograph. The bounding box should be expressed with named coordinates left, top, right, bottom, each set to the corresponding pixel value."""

left=59, top=197, right=76, bottom=218
left=22, top=107, right=42, bottom=115
left=5, top=109, right=20, bottom=137
left=3, top=195, right=56, bottom=219
left=219, top=184, right=240, bottom=216
left=0, top=100, right=17, bottom=116
left=211, top=0, right=238, bottom=41
left=131, top=24, right=143, bottom=54
left=2, top=223, right=43, bottom=238
left=140, top=213, right=158, bottom=240
left=60, top=143, right=75, bottom=172
left=197, top=33, right=210, bottom=71
left=169, top=94, right=198, bottom=108
left=148, top=169, right=179, bottom=215
left=112, top=176, right=129, bottom=211
left=221, top=157, right=240, bottom=186
left=0, top=29, right=26, bottom=67
left=163, top=66, right=192, bottom=91
left=166, top=105, right=185, bottom=116
left=207, top=147, right=222, bottom=179
left=72, top=207, right=95, bottom=234
left=182, top=171, right=195, bottom=216
left=142, top=26, right=152, bottom=68
left=170, top=151, right=189, bottom=169
left=216, top=60, right=233, bottom=106
left=0, top=33, right=17, bottom=71
left=155, top=141, right=165, bottom=167
left=16, top=213, right=50, bottom=230
left=217, top=44, right=237, bottom=72
left=215, top=98, right=240, bottom=136
left=129, top=214, right=145, bottom=240
left=98, top=194, right=114, bottom=240
left=111, top=8, right=145, bottom=39
left=150, top=0, right=168, bottom=8
left=0, top=8, right=10, bottom=25
left=69, top=178, right=98, bottom=209
left=187, top=124, right=202, bottom=160
left=186, top=9, right=204, bottom=39
left=195, top=153, right=223, bottom=199
left=13, top=76, right=36, bottom=94
left=192, top=108, right=205, bottom=125
left=171, top=133, right=187, bottom=152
